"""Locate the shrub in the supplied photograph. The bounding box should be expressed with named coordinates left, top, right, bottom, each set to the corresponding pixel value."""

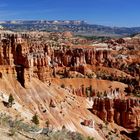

left=98, top=124, right=103, bottom=129
left=9, top=128, right=16, bottom=136
left=61, top=84, right=65, bottom=88
left=87, top=136, right=94, bottom=140
left=49, top=129, right=87, bottom=140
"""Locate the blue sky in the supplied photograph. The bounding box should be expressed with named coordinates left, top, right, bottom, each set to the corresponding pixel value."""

left=0, top=0, right=140, bottom=27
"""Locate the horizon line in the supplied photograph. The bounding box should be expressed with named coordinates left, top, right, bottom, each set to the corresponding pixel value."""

left=0, top=19, right=140, bottom=28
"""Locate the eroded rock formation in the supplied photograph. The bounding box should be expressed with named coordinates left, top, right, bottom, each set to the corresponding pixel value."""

left=92, top=98, right=140, bottom=129
left=0, top=33, right=112, bottom=87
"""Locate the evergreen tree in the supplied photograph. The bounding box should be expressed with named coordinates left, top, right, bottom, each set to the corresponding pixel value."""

left=52, top=67, right=56, bottom=78
left=45, top=120, right=50, bottom=127
left=8, top=94, right=14, bottom=107
left=32, top=113, right=39, bottom=125
left=89, top=85, right=93, bottom=97
left=85, top=87, right=89, bottom=97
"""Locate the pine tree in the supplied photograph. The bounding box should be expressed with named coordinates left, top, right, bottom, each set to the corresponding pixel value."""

left=45, top=120, right=50, bottom=127
left=52, top=67, right=56, bottom=78
left=32, top=113, right=39, bottom=125
left=89, top=85, right=93, bottom=97
left=85, top=87, right=89, bottom=97
left=8, top=94, right=14, bottom=107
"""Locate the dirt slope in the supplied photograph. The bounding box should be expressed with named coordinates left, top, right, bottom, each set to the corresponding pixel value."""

left=0, top=74, right=106, bottom=139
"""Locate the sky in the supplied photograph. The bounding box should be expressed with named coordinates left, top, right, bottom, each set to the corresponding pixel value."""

left=0, top=0, right=140, bottom=27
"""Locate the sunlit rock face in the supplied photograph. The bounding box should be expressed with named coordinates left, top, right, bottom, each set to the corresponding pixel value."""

left=92, top=98, right=140, bottom=129
left=0, top=33, right=112, bottom=87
